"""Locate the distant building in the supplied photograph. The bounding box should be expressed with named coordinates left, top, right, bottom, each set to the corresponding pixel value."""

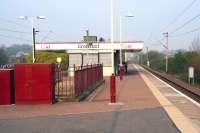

left=16, top=51, right=28, bottom=58
left=8, top=51, right=27, bottom=64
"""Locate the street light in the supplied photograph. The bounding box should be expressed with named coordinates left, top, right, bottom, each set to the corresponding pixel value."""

left=110, top=0, right=115, bottom=74
left=119, top=14, right=134, bottom=66
left=19, top=16, right=45, bottom=63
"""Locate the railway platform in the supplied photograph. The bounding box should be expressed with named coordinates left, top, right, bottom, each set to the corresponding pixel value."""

left=0, top=64, right=200, bottom=133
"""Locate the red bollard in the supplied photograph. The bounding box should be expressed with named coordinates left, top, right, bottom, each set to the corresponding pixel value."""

left=110, top=74, right=116, bottom=103
left=120, top=66, right=124, bottom=80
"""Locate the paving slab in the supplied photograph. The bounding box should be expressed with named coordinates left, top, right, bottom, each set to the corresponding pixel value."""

left=0, top=107, right=179, bottom=133
left=0, top=64, right=182, bottom=133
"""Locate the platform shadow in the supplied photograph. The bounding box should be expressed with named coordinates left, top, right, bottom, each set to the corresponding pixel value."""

left=124, top=69, right=139, bottom=77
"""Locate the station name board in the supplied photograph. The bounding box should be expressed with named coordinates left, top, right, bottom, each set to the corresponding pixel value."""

left=78, top=44, right=99, bottom=49
left=36, top=42, right=143, bottom=51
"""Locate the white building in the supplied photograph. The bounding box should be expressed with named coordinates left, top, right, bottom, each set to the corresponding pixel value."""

left=36, top=41, right=143, bottom=76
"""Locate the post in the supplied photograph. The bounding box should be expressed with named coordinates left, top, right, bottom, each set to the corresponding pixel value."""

left=32, top=27, right=36, bottom=63
left=73, top=64, right=77, bottom=96
left=120, top=14, right=134, bottom=64
left=120, top=16, right=123, bottom=66
left=110, top=74, right=116, bottom=103
left=146, top=47, right=150, bottom=67
left=166, top=32, right=169, bottom=73
left=163, top=32, right=169, bottom=73
left=110, top=0, right=115, bottom=74
left=119, top=16, right=124, bottom=80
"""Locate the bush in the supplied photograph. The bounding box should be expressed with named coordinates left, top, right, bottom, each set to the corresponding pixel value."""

left=168, top=52, right=187, bottom=74
left=140, top=50, right=200, bottom=85
left=140, top=51, right=165, bottom=71
left=26, top=51, right=68, bottom=71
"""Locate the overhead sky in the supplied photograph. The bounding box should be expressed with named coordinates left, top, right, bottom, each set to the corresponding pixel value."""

left=0, top=0, right=200, bottom=51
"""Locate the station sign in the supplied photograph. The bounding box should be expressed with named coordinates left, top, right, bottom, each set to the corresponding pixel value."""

left=36, top=41, right=143, bottom=52
left=188, top=67, right=194, bottom=78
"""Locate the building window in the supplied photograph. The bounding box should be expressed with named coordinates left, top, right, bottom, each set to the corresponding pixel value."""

left=69, top=54, right=82, bottom=67
left=99, top=53, right=111, bottom=66
left=83, top=53, right=98, bottom=65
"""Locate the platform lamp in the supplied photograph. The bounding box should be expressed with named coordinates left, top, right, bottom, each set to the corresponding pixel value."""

left=56, top=57, right=62, bottom=70
left=120, top=13, right=134, bottom=66
left=19, top=16, right=45, bottom=63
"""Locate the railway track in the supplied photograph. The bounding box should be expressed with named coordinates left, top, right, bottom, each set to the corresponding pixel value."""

left=142, top=65, right=200, bottom=103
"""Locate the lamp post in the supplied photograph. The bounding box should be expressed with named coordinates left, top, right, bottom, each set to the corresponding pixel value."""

left=19, top=16, right=45, bottom=63
left=119, top=14, right=134, bottom=66
left=110, top=0, right=115, bottom=74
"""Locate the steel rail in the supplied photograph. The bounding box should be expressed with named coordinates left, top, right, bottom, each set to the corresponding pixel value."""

left=142, top=65, right=200, bottom=103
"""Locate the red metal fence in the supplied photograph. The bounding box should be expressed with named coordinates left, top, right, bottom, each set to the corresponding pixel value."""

left=0, top=63, right=103, bottom=105
left=74, top=64, right=103, bottom=97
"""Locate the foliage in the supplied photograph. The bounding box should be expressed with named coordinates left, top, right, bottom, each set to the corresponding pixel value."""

left=188, top=53, right=200, bottom=72
left=141, top=50, right=165, bottom=71
left=168, top=52, right=187, bottom=74
left=141, top=50, right=200, bottom=85
left=26, top=51, right=68, bottom=71
left=0, top=48, right=8, bottom=65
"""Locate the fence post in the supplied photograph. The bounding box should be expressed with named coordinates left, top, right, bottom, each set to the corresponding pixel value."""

left=120, top=66, right=123, bottom=80
left=73, top=64, right=77, bottom=96
left=101, top=64, right=103, bottom=80
left=86, top=64, right=88, bottom=91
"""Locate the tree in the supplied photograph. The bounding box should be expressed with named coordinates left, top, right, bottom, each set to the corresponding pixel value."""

left=99, top=37, right=105, bottom=42
left=0, top=48, right=8, bottom=65
left=168, top=51, right=187, bottom=74
left=187, top=52, right=200, bottom=72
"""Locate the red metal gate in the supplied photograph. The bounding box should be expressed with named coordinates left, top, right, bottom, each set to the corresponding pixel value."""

left=54, top=65, right=74, bottom=101
left=0, top=69, right=14, bottom=105
left=14, top=64, right=55, bottom=104
left=54, top=64, right=103, bottom=100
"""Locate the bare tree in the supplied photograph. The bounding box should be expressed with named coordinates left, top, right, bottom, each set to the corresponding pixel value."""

left=189, top=37, right=200, bottom=53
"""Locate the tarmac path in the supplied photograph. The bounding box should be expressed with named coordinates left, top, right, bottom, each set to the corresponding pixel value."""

left=0, top=64, right=180, bottom=133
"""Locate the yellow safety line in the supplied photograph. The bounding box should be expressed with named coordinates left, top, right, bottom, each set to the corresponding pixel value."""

left=134, top=64, right=199, bottom=133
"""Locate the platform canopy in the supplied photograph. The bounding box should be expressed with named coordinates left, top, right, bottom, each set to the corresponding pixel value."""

left=36, top=41, right=143, bottom=52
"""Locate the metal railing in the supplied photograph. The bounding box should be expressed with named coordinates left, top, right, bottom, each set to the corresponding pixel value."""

left=54, top=64, right=103, bottom=100
left=0, top=64, right=13, bottom=69
left=74, top=64, right=103, bottom=97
